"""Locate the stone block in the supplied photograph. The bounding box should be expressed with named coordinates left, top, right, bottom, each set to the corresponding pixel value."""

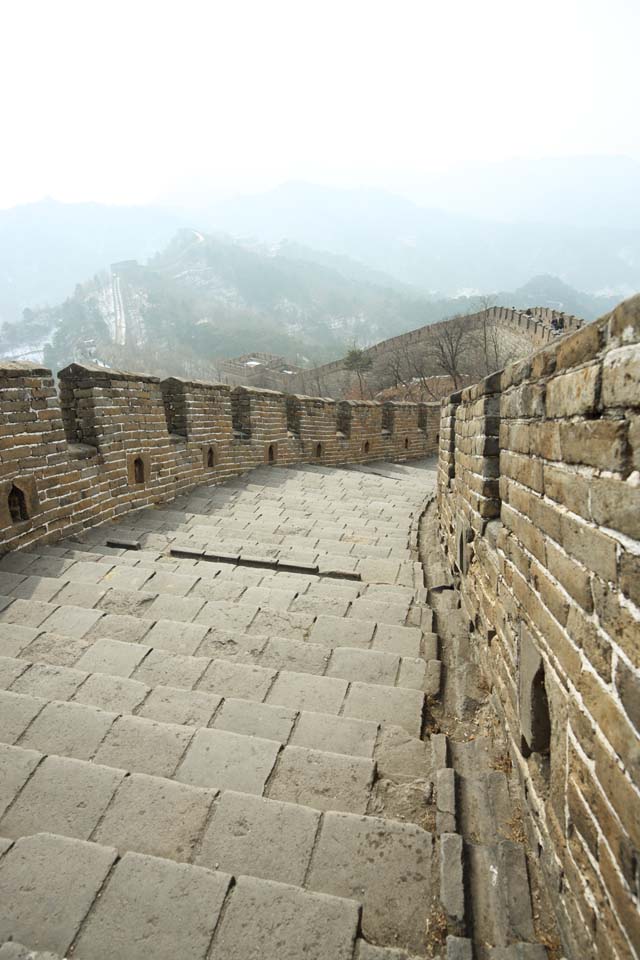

left=198, top=658, right=276, bottom=701
left=75, top=637, right=150, bottom=677
left=212, top=697, right=295, bottom=742
left=0, top=743, right=40, bottom=818
left=518, top=628, right=550, bottom=755
left=176, top=727, right=280, bottom=793
left=267, top=745, right=374, bottom=813
left=344, top=681, right=424, bottom=737
left=545, top=364, right=599, bottom=418
left=138, top=683, right=221, bottom=726
left=20, top=700, right=116, bottom=760
left=290, top=711, right=378, bottom=758
left=267, top=670, right=348, bottom=714
left=94, top=714, right=193, bottom=777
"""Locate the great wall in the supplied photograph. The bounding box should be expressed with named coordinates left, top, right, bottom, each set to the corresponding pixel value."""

left=0, top=295, right=637, bottom=960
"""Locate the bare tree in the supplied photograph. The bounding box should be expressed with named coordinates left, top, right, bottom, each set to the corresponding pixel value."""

left=423, top=315, right=470, bottom=389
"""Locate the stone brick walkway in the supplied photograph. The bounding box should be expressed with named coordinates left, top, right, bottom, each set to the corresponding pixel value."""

left=0, top=460, right=552, bottom=959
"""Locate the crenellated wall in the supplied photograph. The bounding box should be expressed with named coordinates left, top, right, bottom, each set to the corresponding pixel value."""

left=0, top=361, right=439, bottom=555
left=436, top=296, right=640, bottom=959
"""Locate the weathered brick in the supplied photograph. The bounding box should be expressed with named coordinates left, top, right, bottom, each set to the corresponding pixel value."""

left=545, top=364, right=600, bottom=418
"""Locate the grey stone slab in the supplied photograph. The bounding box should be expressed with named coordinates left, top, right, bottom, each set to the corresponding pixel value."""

left=440, top=833, right=465, bottom=923
left=145, top=570, right=201, bottom=596
left=327, top=647, right=399, bottom=686
left=17, top=631, right=93, bottom=667
left=97, top=588, right=158, bottom=617
left=19, top=700, right=116, bottom=760
left=349, top=599, right=409, bottom=625
left=372, top=623, right=422, bottom=658
left=143, top=594, right=206, bottom=622
left=85, top=613, right=152, bottom=644
left=94, top=714, right=193, bottom=778
left=196, top=628, right=267, bottom=664
left=356, top=941, right=422, bottom=960
left=307, top=811, right=432, bottom=954
left=0, top=624, right=41, bottom=659
left=176, top=728, right=280, bottom=793
left=49, top=581, right=107, bottom=608
left=63, top=560, right=112, bottom=584
left=0, top=600, right=56, bottom=628
left=0, top=832, right=117, bottom=955
left=310, top=615, right=375, bottom=649
left=0, top=943, right=62, bottom=960
left=94, top=564, right=153, bottom=591
left=40, top=605, right=103, bottom=638
left=374, top=725, right=431, bottom=781
left=9, top=576, right=64, bottom=602
left=248, top=608, right=313, bottom=641
left=198, top=659, right=275, bottom=701
left=75, top=637, right=151, bottom=677
left=259, top=635, right=329, bottom=675
left=0, top=572, right=27, bottom=594
left=446, top=936, right=473, bottom=960
left=189, top=578, right=246, bottom=601
left=11, top=664, right=86, bottom=700
left=0, top=755, right=124, bottom=841
left=133, top=648, right=209, bottom=689
left=290, top=711, right=378, bottom=758
left=209, top=874, right=359, bottom=960
left=289, top=595, right=351, bottom=618
left=198, top=790, right=319, bottom=884
left=73, top=851, right=230, bottom=960
left=186, top=599, right=258, bottom=633
left=356, top=559, right=401, bottom=584
left=0, top=656, right=29, bottom=689
left=267, top=671, right=347, bottom=715
left=94, top=772, right=216, bottom=861
left=139, top=684, right=221, bottom=726
left=142, top=618, right=208, bottom=655
left=396, top=657, right=428, bottom=690
left=267, top=745, right=374, bottom=813
left=436, top=768, right=457, bottom=834
left=72, top=673, right=149, bottom=713
left=213, top=698, right=295, bottom=742
left=0, top=743, right=41, bottom=818
left=0, top=691, right=46, bottom=745
left=343, top=682, right=424, bottom=737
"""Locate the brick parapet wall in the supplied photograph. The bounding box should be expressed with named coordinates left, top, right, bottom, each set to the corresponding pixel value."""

left=436, top=295, right=640, bottom=959
left=0, top=363, right=439, bottom=555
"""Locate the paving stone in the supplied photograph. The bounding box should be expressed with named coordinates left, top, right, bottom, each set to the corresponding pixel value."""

left=16, top=632, right=93, bottom=667
left=0, top=656, right=29, bottom=689
left=0, top=942, right=62, bottom=960
left=177, top=728, right=280, bottom=793
left=198, top=790, right=319, bottom=884
left=73, top=851, right=230, bottom=960
left=139, top=684, right=221, bottom=726
left=0, top=744, right=41, bottom=818
left=196, top=629, right=267, bottom=663
left=356, top=559, right=401, bottom=584
left=94, top=772, right=216, bottom=861
left=327, top=647, right=399, bottom=686
left=440, top=832, right=465, bottom=923
left=259, top=635, right=329, bottom=675
left=248, top=608, right=313, bottom=640
left=290, top=711, right=378, bottom=758
left=98, top=565, right=154, bottom=591
left=0, top=572, right=27, bottom=594
left=374, top=725, right=431, bottom=780
left=372, top=623, right=423, bottom=658
left=0, top=833, right=117, bottom=955
left=0, top=624, right=41, bottom=659
left=396, top=657, right=428, bottom=690
left=194, top=600, right=257, bottom=630
left=142, top=618, right=208, bottom=655
left=20, top=700, right=116, bottom=760
left=289, top=595, right=350, bottom=618
left=85, top=613, right=152, bottom=644
left=189, top=577, right=246, bottom=601
left=209, top=874, right=359, bottom=960
left=133, top=648, right=209, bottom=689
left=75, top=637, right=151, bottom=677
left=145, top=570, right=201, bottom=596
left=0, top=600, right=56, bottom=628
left=94, top=715, right=193, bottom=777
left=0, top=691, right=46, bottom=745
left=267, top=745, right=374, bottom=813
left=307, top=811, right=432, bottom=954
left=356, top=940, right=421, bottom=959
left=0, top=755, right=124, bottom=841
left=343, top=682, right=424, bottom=737
left=11, top=664, right=86, bottom=701
left=72, top=673, right=149, bottom=713
left=267, top=670, right=347, bottom=714
left=46, top=581, right=107, bottom=608
left=349, top=598, right=409, bottom=625
left=64, top=560, right=113, bottom=583
left=97, top=588, right=158, bottom=617
left=41, top=605, right=103, bottom=638
left=242, top=586, right=298, bottom=610
left=213, top=698, right=295, bottom=742
left=9, top=576, right=64, bottom=602
left=144, top=594, right=205, bottom=622
left=310, top=615, right=375, bottom=649
left=198, top=659, right=276, bottom=701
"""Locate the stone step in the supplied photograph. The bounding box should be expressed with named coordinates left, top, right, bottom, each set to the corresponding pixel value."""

left=0, top=652, right=435, bottom=779
left=0, top=627, right=426, bottom=735
left=466, top=841, right=536, bottom=949
left=0, top=832, right=362, bottom=959
left=0, top=688, right=376, bottom=813
left=0, top=748, right=434, bottom=954
left=457, top=771, right=513, bottom=845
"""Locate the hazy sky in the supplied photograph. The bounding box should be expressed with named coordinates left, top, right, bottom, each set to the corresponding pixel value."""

left=1, top=0, right=639, bottom=209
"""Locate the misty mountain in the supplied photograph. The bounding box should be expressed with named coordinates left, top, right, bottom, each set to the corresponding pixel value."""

left=0, top=198, right=184, bottom=325
left=1, top=230, right=618, bottom=378
left=204, top=180, right=640, bottom=296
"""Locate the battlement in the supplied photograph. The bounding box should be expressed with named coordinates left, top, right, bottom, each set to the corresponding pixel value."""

left=0, top=362, right=439, bottom=554
left=436, top=294, right=640, bottom=958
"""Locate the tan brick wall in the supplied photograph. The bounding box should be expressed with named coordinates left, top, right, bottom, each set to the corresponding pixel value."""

left=436, top=295, right=640, bottom=959
left=0, top=363, right=439, bottom=555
